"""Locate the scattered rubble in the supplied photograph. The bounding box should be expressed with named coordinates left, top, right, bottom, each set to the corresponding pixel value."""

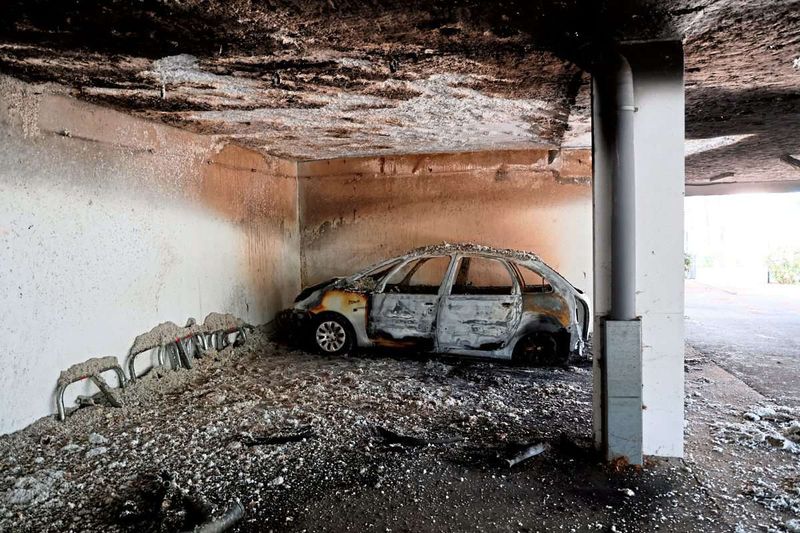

left=240, top=428, right=315, bottom=447
left=712, top=404, right=800, bottom=454
left=3, top=470, right=67, bottom=507
left=0, top=331, right=716, bottom=531
left=685, top=344, right=800, bottom=531
left=10, top=335, right=792, bottom=531
left=371, top=426, right=462, bottom=447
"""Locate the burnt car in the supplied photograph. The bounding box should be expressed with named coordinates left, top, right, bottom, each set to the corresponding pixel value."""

left=286, top=244, right=592, bottom=365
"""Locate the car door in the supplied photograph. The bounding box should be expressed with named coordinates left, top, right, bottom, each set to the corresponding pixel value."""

left=368, top=255, right=454, bottom=349
left=436, top=255, right=522, bottom=352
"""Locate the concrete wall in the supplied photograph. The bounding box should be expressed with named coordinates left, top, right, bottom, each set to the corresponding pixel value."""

left=0, top=76, right=300, bottom=434
left=298, top=149, right=593, bottom=296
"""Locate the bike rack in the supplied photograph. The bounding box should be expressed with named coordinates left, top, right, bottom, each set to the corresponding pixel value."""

left=56, top=356, right=126, bottom=421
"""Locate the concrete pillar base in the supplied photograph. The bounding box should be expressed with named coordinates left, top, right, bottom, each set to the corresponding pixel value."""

left=604, top=319, right=643, bottom=465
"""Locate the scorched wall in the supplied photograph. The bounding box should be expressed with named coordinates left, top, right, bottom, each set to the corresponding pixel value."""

left=0, top=76, right=300, bottom=434
left=298, top=150, right=593, bottom=296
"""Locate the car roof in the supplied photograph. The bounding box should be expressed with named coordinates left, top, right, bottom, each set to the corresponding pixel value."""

left=347, top=243, right=580, bottom=295
left=402, top=243, right=544, bottom=263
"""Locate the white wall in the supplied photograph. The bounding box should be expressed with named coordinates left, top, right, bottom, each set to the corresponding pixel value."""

left=0, top=76, right=300, bottom=434
left=630, top=45, right=685, bottom=457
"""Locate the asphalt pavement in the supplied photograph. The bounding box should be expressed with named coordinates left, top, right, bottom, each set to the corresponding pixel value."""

left=685, top=280, right=800, bottom=407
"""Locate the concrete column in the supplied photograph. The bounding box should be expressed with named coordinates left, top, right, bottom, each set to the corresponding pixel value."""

left=592, top=41, right=685, bottom=461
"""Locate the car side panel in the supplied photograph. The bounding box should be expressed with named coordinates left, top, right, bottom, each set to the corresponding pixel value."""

left=367, top=293, right=439, bottom=349
left=436, top=294, right=523, bottom=352
left=521, top=291, right=571, bottom=327
left=505, top=291, right=580, bottom=354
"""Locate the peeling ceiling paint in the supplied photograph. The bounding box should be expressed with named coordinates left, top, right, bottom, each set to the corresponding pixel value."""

left=0, top=0, right=798, bottom=182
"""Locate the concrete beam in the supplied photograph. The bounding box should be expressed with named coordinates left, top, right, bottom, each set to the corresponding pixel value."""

left=686, top=180, right=800, bottom=196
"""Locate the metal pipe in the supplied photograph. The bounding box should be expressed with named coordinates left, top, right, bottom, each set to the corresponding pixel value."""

left=176, top=338, right=193, bottom=369
left=610, top=55, right=637, bottom=321
left=56, top=384, right=67, bottom=421
left=190, top=500, right=245, bottom=533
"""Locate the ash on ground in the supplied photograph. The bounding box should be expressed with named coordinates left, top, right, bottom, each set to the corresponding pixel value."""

left=2, top=333, right=718, bottom=532
left=685, top=345, right=800, bottom=533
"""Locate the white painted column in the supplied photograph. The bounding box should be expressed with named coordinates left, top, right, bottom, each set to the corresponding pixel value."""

left=592, top=41, right=685, bottom=459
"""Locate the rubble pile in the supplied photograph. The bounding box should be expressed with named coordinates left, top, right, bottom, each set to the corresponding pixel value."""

left=0, top=330, right=593, bottom=531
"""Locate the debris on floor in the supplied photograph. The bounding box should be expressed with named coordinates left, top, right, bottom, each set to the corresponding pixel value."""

left=1, top=335, right=732, bottom=531
left=371, top=426, right=462, bottom=447
left=685, top=344, right=800, bottom=531
left=504, top=441, right=550, bottom=467
left=713, top=404, right=800, bottom=454
left=240, top=428, right=315, bottom=447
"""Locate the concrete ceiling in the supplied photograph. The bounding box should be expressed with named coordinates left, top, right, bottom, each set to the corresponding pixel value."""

left=0, top=0, right=798, bottom=184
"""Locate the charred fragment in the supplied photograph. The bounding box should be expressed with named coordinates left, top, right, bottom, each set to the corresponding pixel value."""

left=372, top=426, right=462, bottom=446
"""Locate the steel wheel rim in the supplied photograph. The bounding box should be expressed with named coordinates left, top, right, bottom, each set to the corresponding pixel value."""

left=521, top=334, right=556, bottom=363
left=315, top=321, right=347, bottom=352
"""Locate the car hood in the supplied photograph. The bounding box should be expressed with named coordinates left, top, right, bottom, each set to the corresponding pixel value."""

left=294, top=278, right=340, bottom=305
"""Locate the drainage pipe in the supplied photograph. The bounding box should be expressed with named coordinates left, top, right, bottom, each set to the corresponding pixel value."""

left=610, top=55, right=637, bottom=321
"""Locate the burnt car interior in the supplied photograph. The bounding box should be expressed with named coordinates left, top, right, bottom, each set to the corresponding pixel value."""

left=452, top=256, right=514, bottom=295
left=514, top=264, right=554, bottom=294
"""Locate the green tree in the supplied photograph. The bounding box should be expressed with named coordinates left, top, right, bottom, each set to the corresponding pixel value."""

left=768, top=249, right=800, bottom=284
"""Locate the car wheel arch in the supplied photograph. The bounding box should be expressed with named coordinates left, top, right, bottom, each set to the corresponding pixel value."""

left=512, top=316, right=569, bottom=354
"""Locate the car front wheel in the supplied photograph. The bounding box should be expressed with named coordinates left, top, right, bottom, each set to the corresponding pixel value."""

left=311, top=314, right=355, bottom=356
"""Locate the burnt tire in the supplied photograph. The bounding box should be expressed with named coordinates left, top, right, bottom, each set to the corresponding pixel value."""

left=310, top=313, right=355, bottom=356
left=513, top=332, right=568, bottom=367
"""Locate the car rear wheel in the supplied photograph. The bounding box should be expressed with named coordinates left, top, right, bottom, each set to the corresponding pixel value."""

left=513, top=332, right=567, bottom=367
left=311, top=314, right=355, bottom=356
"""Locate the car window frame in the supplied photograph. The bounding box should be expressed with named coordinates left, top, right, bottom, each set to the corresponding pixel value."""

left=445, top=254, right=521, bottom=297
left=375, top=255, right=457, bottom=295
left=509, top=261, right=554, bottom=294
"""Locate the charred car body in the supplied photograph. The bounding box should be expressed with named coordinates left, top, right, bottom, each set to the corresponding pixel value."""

left=287, top=244, right=592, bottom=365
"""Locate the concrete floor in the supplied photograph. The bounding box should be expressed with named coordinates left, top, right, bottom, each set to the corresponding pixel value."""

left=685, top=280, right=800, bottom=407
left=3, top=326, right=798, bottom=531
left=0, top=334, right=720, bottom=533
left=684, top=346, right=800, bottom=532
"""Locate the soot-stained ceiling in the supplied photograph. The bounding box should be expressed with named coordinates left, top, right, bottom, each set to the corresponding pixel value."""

left=0, top=0, right=798, bottom=183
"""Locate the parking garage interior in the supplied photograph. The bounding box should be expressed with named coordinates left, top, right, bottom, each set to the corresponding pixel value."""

left=1, top=1, right=799, bottom=532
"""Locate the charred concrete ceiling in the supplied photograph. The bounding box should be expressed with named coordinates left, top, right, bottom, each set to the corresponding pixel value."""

left=0, top=0, right=798, bottom=184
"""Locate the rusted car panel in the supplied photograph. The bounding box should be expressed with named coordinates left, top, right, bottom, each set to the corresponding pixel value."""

left=436, top=294, right=522, bottom=352
left=289, top=243, right=592, bottom=362
left=522, top=291, right=572, bottom=329
left=369, top=293, right=438, bottom=347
